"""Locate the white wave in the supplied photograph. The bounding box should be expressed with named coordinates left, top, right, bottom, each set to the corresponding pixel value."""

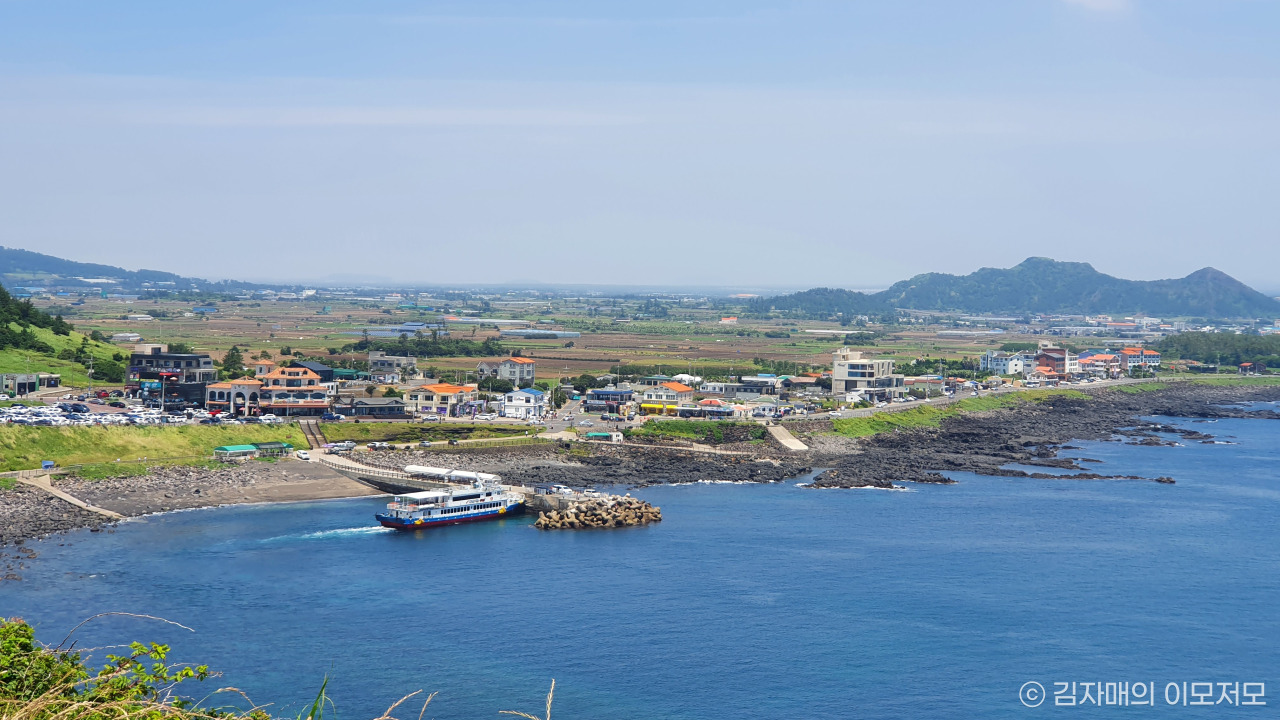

left=298, top=526, right=394, bottom=539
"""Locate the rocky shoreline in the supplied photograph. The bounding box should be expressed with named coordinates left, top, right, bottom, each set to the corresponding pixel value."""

left=802, top=383, right=1280, bottom=489
left=2, top=381, right=1277, bottom=556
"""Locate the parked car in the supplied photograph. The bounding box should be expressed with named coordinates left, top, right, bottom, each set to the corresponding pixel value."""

left=322, top=412, right=345, bottom=421
left=421, top=414, right=442, bottom=422
left=108, top=401, right=126, bottom=408
left=295, top=450, right=311, bottom=461
left=418, top=440, right=433, bottom=447
left=367, top=442, right=391, bottom=450
left=829, top=411, right=843, bottom=418
left=476, top=413, right=497, bottom=421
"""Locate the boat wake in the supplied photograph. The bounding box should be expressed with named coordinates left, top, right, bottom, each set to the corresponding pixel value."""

left=261, top=526, right=394, bottom=543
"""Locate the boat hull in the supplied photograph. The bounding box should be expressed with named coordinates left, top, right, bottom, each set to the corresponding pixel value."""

left=376, top=502, right=525, bottom=530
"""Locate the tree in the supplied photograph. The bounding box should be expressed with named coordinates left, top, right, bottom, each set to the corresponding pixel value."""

left=365, top=385, right=377, bottom=397
left=382, top=386, right=403, bottom=397
left=257, top=350, right=273, bottom=360
left=167, top=342, right=195, bottom=354
left=220, top=346, right=245, bottom=379
left=89, top=330, right=108, bottom=342
left=50, top=314, right=73, bottom=336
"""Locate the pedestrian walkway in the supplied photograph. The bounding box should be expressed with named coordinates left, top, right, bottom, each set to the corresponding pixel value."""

left=17, top=475, right=124, bottom=520
left=767, top=424, right=809, bottom=451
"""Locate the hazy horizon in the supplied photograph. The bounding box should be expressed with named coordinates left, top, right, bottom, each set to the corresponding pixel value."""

left=2, top=1, right=1277, bottom=289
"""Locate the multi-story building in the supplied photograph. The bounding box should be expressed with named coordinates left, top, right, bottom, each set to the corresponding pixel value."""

left=979, top=351, right=1026, bottom=376
left=583, top=387, right=634, bottom=412
left=1079, top=354, right=1121, bottom=379
left=640, top=381, right=694, bottom=415
left=127, top=344, right=218, bottom=404
left=831, top=347, right=905, bottom=401
left=1033, top=346, right=1080, bottom=376
left=368, top=351, right=417, bottom=382
left=256, top=366, right=330, bottom=416
left=476, top=357, right=537, bottom=386
left=204, top=377, right=269, bottom=416
left=405, top=383, right=478, bottom=417
left=1120, top=347, right=1161, bottom=374
left=501, top=388, right=546, bottom=419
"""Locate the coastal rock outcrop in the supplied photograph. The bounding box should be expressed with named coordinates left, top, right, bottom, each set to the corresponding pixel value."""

left=535, top=496, right=662, bottom=530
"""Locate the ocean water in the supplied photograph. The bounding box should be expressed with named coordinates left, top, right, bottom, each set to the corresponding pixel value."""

left=3, top=416, right=1278, bottom=719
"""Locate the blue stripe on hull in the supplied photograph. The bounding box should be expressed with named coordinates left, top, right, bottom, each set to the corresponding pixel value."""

left=376, top=503, right=525, bottom=530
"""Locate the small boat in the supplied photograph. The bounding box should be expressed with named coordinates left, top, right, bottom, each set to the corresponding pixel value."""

left=375, top=479, right=525, bottom=530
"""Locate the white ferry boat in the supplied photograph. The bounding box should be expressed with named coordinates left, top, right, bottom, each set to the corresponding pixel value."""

left=375, top=478, right=525, bottom=530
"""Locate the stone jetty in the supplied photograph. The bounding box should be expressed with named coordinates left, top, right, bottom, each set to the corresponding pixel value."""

left=534, top=496, right=662, bottom=530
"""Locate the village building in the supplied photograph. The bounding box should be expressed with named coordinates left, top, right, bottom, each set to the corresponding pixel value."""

left=501, top=387, right=546, bottom=419
left=476, top=357, right=537, bottom=386
left=640, top=381, right=695, bottom=415
left=405, top=383, right=477, bottom=417
left=831, top=347, right=906, bottom=402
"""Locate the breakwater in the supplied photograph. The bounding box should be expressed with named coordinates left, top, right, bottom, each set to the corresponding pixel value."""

left=534, top=496, right=662, bottom=529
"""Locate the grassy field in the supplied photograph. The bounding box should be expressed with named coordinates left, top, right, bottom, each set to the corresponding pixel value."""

left=830, top=389, right=1090, bottom=438
left=625, top=419, right=768, bottom=444
left=0, top=424, right=306, bottom=471
left=0, top=323, right=128, bottom=387
left=318, top=422, right=533, bottom=444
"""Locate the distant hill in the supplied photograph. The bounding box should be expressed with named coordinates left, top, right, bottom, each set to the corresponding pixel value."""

left=750, top=258, right=1280, bottom=319
left=0, top=246, right=271, bottom=292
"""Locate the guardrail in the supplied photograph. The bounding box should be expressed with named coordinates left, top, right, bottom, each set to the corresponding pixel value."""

left=318, top=456, right=410, bottom=479
left=429, top=436, right=552, bottom=452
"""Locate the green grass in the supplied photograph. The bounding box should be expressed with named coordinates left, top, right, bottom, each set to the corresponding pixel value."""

left=830, top=389, right=1089, bottom=438
left=0, top=424, right=307, bottom=471
left=319, top=422, right=532, bottom=444
left=0, top=323, right=127, bottom=387
left=625, top=420, right=767, bottom=444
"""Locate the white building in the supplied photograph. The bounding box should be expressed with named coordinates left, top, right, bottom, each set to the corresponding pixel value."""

left=831, top=347, right=905, bottom=401
left=979, top=351, right=1026, bottom=376
left=502, top=388, right=546, bottom=419
left=477, top=357, right=537, bottom=386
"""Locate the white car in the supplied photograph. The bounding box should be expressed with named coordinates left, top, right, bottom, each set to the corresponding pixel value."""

left=829, top=411, right=843, bottom=418
left=295, top=450, right=311, bottom=460
left=421, top=414, right=442, bottom=422
left=475, top=413, right=497, bottom=421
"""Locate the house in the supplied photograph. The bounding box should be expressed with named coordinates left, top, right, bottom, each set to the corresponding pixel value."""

left=502, top=388, right=546, bottom=419
left=111, top=332, right=143, bottom=343
left=979, top=351, right=1025, bottom=376
left=333, top=397, right=409, bottom=418
left=583, top=387, right=634, bottom=412
left=404, top=383, right=477, bottom=417
left=290, top=360, right=335, bottom=384
left=255, top=367, right=329, bottom=416
left=1033, top=346, right=1080, bottom=376
left=831, top=347, right=906, bottom=402
left=1079, top=354, right=1121, bottom=379
left=369, top=351, right=416, bottom=376
left=719, top=317, right=738, bottom=325
left=640, top=381, right=694, bottom=415
left=476, top=357, right=537, bottom=386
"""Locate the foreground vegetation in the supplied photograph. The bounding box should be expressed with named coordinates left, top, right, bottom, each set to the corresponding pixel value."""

left=0, top=425, right=306, bottom=471
left=0, top=616, right=554, bottom=720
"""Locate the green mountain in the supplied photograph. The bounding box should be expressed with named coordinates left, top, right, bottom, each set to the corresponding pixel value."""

left=751, top=258, right=1280, bottom=319
left=0, top=246, right=271, bottom=292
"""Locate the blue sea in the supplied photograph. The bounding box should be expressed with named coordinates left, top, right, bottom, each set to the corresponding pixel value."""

left=3, top=415, right=1278, bottom=719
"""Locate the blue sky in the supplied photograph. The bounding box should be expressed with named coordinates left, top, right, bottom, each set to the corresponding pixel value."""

left=1, top=1, right=1277, bottom=290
